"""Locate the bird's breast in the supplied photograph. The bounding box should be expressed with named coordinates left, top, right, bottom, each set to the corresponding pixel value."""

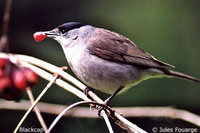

left=64, top=47, right=145, bottom=94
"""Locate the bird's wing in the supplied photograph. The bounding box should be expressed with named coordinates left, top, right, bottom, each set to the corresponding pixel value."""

left=87, top=28, right=174, bottom=69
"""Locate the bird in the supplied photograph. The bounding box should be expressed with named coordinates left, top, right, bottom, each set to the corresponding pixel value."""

left=37, top=22, right=200, bottom=101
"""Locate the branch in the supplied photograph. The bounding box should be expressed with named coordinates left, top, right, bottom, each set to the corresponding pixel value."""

left=1, top=100, right=200, bottom=127
left=0, top=53, right=147, bottom=133
left=13, top=56, right=116, bottom=132
left=18, top=54, right=147, bottom=132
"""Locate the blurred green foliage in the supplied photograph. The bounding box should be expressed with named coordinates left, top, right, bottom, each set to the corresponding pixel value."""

left=0, top=0, right=200, bottom=132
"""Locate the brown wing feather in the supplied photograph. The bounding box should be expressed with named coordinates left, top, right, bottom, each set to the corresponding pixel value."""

left=87, top=28, right=173, bottom=69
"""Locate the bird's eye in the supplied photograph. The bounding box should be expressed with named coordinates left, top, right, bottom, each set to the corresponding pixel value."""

left=60, top=29, right=67, bottom=35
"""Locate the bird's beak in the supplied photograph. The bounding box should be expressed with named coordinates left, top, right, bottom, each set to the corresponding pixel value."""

left=42, top=28, right=60, bottom=39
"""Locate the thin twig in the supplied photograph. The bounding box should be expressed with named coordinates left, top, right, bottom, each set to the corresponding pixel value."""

left=47, top=101, right=115, bottom=133
left=13, top=74, right=59, bottom=133
left=0, top=0, right=12, bottom=51
left=47, top=101, right=90, bottom=133
left=1, top=0, right=12, bottom=36
left=101, top=110, right=114, bottom=133
left=26, top=88, right=48, bottom=132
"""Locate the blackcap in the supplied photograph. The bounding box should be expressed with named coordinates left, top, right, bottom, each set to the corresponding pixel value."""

left=39, top=22, right=200, bottom=94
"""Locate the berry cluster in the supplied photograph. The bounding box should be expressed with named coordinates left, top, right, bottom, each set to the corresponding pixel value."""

left=0, top=58, right=38, bottom=101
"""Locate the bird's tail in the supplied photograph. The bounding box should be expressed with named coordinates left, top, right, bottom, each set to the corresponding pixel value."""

left=164, top=69, right=200, bottom=82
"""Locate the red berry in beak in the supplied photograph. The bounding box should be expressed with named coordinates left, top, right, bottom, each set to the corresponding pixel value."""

left=13, top=70, right=27, bottom=90
left=33, top=32, right=47, bottom=42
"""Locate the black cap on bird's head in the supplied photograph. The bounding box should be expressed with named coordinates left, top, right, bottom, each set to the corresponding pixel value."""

left=57, top=22, right=86, bottom=34
left=43, top=22, right=86, bottom=38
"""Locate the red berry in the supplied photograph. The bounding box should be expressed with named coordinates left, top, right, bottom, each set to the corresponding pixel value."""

left=0, top=58, right=8, bottom=68
left=0, top=68, right=4, bottom=78
left=0, top=77, right=11, bottom=91
left=33, top=32, right=47, bottom=42
left=23, top=68, right=38, bottom=85
left=13, top=70, right=27, bottom=90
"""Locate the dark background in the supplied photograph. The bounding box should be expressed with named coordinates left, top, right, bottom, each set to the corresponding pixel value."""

left=0, top=0, right=200, bottom=132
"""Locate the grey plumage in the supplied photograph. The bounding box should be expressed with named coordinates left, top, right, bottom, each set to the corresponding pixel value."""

left=42, top=22, right=200, bottom=94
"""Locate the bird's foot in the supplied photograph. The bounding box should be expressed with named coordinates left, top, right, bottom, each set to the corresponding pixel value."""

left=98, top=86, right=124, bottom=117
left=84, top=86, right=94, bottom=101
left=84, top=86, right=124, bottom=117
left=104, top=86, right=124, bottom=106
